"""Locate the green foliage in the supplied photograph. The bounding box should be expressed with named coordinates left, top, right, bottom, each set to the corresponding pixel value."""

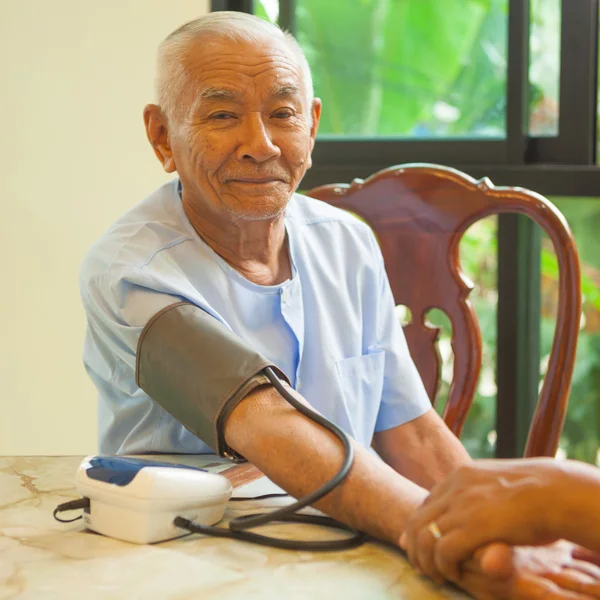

left=255, top=0, right=558, bottom=138
left=553, top=198, right=600, bottom=272
left=254, top=1, right=271, bottom=22
left=542, top=198, right=600, bottom=462
left=292, top=0, right=506, bottom=136
left=542, top=247, right=600, bottom=312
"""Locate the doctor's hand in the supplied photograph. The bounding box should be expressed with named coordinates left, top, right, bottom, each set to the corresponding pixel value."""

left=400, top=458, right=564, bottom=582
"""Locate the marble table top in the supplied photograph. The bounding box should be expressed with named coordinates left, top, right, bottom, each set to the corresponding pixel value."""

left=0, top=455, right=469, bottom=599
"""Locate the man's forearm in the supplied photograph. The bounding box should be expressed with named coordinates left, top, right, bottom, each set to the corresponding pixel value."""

left=373, top=408, right=471, bottom=491
left=223, top=385, right=428, bottom=545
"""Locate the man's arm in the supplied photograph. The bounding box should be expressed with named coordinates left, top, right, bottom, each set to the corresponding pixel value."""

left=223, top=384, right=428, bottom=545
left=225, top=389, right=600, bottom=600
left=372, top=408, right=471, bottom=490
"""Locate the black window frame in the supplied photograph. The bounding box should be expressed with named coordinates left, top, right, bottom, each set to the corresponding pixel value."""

left=212, top=0, right=600, bottom=458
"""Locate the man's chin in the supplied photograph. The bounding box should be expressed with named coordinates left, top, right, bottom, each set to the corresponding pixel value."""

left=224, top=197, right=290, bottom=222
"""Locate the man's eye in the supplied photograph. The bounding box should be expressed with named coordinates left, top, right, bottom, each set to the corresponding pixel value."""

left=211, top=113, right=233, bottom=120
left=273, top=110, right=293, bottom=119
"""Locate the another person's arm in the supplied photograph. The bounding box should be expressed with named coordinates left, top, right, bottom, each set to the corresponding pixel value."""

left=401, top=458, right=600, bottom=582
left=547, top=460, right=600, bottom=554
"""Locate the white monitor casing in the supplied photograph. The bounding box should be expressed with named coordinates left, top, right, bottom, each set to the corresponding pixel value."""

left=75, top=456, right=232, bottom=544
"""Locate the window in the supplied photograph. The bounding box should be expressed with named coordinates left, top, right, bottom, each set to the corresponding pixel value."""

left=258, top=0, right=562, bottom=139
left=529, top=0, right=561, bottom=136
left=598, top=7, right=600, bottom=164
left=299, top=0, right=508, bottom=139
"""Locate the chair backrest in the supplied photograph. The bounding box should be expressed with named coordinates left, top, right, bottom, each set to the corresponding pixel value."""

left=307, top=163, right=581, bottom=457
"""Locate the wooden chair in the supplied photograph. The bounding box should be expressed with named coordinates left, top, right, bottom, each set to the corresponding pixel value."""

left=307, top=163, right=582, bottom=457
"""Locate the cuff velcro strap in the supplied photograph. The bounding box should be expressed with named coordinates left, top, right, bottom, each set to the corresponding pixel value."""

left=135, top=302, right=290, bottom=461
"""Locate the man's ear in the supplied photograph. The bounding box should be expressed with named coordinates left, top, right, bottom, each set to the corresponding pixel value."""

left=305, top=98, right=322, bottom=170
left=309, top=98, right=322, bottom=152
left=143, top=104, right=177, bottom=173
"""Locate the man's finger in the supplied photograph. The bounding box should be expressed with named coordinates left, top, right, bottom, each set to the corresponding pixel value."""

left=458, top=566, right=590, bottom=600
left=399, top=532, right=407, bottom=549
left=570, top=560, right=600, bottom=580
left=573, top=548, right=600, bottom=569
left=513, top=573, right=597, bottom=600
left=543, top=569, right=600, bottom=599
left=478, top=543, right=516, bottom=581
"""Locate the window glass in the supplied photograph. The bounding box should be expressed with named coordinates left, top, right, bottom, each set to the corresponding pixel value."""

left=254, top=0, right=278, bottom=23
left=529, top=0, right=561, bottom=136
left=544, top=198, right=600, bottom=465
left=255, top=0, right=509, bottom=139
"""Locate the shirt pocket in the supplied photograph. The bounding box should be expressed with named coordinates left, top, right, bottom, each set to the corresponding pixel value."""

left=334, top=350, right=385, bottom=445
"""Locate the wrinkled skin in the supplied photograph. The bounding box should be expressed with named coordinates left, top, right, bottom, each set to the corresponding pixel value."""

left=144, top=34, right=321, bottom=286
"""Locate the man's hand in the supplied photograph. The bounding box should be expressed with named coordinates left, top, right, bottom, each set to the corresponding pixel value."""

left=457, top=541, right=600, bottom=600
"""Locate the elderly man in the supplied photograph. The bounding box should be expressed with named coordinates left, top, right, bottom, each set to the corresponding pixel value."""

left=80, top=12, right=583, bottom=600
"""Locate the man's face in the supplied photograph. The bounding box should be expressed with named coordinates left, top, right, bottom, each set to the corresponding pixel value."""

left=161, top=36, right=321, bottom=222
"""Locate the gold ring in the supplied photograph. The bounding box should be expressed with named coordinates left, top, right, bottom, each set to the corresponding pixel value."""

left=427, top=521, right=442, bottom=540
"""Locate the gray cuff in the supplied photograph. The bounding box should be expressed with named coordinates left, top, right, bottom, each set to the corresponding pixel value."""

left=135, top=302, right=290, bottom=461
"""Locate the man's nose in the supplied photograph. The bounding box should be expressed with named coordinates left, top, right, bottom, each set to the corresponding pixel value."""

left=235, top=114, right=281, bottom=163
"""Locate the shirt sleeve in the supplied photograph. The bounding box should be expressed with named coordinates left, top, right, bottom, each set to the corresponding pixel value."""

left=81, top=267, right=184, bottom=383
left=82, top=265, right=208, bottom=454
left=368, top=235, right=432, bottom=432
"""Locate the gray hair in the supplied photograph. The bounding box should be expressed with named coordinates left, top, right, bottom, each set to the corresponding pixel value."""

left=156, top=12, right=314, bottom=126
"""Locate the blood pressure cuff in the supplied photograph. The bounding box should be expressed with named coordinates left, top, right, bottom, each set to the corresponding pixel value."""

left=135, top=302, right=290, bottom=462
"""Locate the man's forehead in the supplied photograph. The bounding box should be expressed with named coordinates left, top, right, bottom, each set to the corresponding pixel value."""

left=180, top=36, right=310, bottom=112
left=187, top=33, right=300, bottom=68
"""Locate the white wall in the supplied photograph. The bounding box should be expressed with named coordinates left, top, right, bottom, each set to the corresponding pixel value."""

left=0, top=0, right=210, bottom=455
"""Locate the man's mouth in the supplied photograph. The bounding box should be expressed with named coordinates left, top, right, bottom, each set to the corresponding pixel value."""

left=229, top=177, right=284, bottom=184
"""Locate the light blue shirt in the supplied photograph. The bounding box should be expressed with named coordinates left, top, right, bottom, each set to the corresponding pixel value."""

left=80, top=179, right=431, bottom=455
